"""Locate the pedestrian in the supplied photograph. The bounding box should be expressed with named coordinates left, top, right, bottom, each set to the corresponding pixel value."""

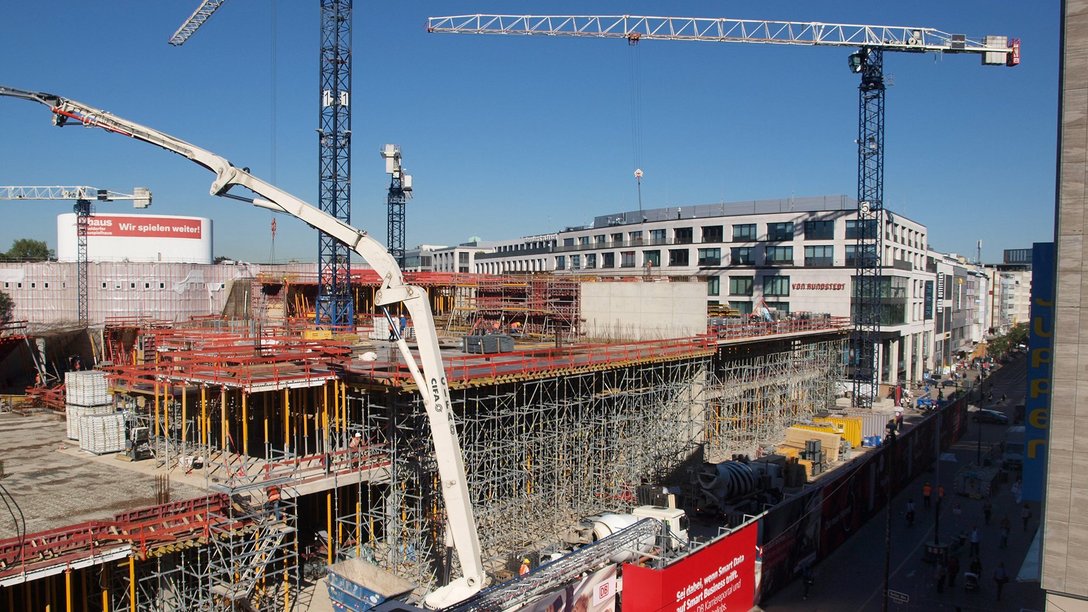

left=906, top=498, right=916, bottom=527
left=923, top=482, right=932, bottom=509
left=988, top=390, right=994, bottom=402
left=969, top=556, right=982, bottom=579
left=969, top=525, right=981, bottom=557
left=1000, top=522, right=1011, bottom=549
left=399, top=314, right=408, bottom=337
left=895, top=410, right=904, bottom=432
left=1001, top=392, right=1007, bottom=403
left=802, top=564, right=814, bottom=600
left=952, top=502, right=963, bottom=528
left=983, top=500, right=993, bottom=525
left=993, top=562, right=1009, bottom=600
left=1022, top=504, right=1032, bottom=531
left=947, top=554, right=960, bottom=588
left=936, top=563, right=947, bottom=593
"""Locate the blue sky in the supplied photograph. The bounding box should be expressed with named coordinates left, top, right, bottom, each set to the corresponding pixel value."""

left=0, top=2, right=1058, bottom=264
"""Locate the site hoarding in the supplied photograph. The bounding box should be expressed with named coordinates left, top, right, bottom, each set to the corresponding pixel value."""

left=526, top=565, right=617, bottom=612
left=621, top=522, right=757, bottom=612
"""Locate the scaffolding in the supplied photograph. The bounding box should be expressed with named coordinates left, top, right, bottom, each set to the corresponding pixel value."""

left=704, top=338, right=847, bottom=462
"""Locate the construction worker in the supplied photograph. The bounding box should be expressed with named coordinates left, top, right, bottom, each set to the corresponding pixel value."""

left=922, top=482, right=932, bottom=509
left=519, top=557, right=531, bottom=576
left=349, top=432, right=362, bottom=468
left=266, top=485, right=282, bottom=520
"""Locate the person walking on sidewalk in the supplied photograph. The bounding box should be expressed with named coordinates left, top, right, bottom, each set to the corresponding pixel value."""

left=947, top=555, right=960, bottom=588
left=1022, top=504, right=1033, bottom=532
left=935, top=563, right=947, bottom=593
left=983, top=499, right=993, bottom=525
left=1000, top=518, right=1011, bottom=549
left=993, top=562, right=1009, bottom=600
left=923, top=482, right=932, bottom=509
left=969, top=526, right=981, bottom=557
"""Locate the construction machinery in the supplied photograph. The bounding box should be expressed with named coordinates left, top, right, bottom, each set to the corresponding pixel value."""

left=171, top=0, right=356, bottom=329
left=426, top=13, right=1019, bottom=407
left=381, top=144, right=413, bottom=268
left=0, top=186, right=151, bottom=325
left=0, top=85, right=483, bottom=609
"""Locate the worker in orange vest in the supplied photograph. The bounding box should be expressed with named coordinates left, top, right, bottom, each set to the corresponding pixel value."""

left=266, top=485, right=282, bottom=520
left=922, top=482, right=932, bottom=509
left=519, top=557, right=531, bottom=576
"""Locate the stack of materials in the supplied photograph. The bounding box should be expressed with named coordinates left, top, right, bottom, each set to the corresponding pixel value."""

left=64, top=370, right=114, bottom=441
left=80, top=413, right=126, bottom=455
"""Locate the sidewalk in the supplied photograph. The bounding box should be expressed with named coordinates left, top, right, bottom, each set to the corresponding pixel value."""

left=758, top=354, right=1043, bottom=611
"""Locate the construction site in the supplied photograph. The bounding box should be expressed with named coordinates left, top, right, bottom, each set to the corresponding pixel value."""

left=0, top=256, right=861, bottom=610
left=0, top=4, right=1022, bottom=611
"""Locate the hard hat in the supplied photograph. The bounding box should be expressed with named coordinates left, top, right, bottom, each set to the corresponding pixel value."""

left=522, top=558, right=530, bottom=563
left=354, top=432, right=361, bottom=438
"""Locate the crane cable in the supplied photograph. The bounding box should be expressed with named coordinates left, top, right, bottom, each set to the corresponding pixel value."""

left=628, top=36, right=645, bottom=212
left=269, top=0, right=279, bottom=263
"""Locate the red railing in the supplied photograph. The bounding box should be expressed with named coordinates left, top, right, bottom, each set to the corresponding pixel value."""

left=708, top=315, right=851, bottom=341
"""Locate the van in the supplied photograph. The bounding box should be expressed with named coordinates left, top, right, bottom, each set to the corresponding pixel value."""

left=1002, top=426, right=1026, bottom=469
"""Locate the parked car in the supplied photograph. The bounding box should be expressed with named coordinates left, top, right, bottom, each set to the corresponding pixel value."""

left=973, top=408, right=1009, bottom=424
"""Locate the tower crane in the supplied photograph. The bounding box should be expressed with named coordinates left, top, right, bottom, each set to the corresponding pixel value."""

left=170, top=0, right=356, bottom=329
left=0, top=186, right=151, bottom=325
left=381, top=144, right=413, bottom=268
left=426, top=14, right=1019, bottom=407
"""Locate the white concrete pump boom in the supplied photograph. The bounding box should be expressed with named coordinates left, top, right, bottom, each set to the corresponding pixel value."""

left=0, top=85, right=486, bottom=608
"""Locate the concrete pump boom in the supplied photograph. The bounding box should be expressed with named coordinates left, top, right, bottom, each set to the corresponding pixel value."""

left=0, top=85, right=486, bottom=608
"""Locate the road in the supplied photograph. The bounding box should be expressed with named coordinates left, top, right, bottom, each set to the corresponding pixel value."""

left=758, top=353, right=1044, bottom=611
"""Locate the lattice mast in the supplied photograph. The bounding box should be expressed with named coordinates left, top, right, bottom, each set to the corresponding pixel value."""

left=426, top=13, right=1019, bottom=406
left=381, top=144, right=413, bottom=267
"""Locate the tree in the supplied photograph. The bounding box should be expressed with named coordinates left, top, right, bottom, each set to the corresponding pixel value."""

left=5, top=239, right=53, bottom=261
left=0, top=289, right=12, bottom=324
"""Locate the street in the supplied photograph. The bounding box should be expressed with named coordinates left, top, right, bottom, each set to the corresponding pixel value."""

left=759, top=353, right=1044, bottom=611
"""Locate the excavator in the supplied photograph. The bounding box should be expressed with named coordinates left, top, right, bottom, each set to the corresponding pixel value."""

left=0, top=85, right=484, bottom=609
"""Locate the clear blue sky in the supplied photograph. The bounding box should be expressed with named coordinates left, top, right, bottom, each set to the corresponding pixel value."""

left=0, top=1, right=1059, bottom=264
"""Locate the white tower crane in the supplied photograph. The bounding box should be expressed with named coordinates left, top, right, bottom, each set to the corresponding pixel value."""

left=0, top=186, right=151, bottom=325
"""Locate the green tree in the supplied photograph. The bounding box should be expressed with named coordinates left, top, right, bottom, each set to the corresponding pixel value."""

left=0, top=289, right=12, bottom=324
left=5, top=238, right=53, bottom=261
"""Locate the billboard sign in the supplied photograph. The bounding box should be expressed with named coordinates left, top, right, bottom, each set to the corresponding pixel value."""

left=86, top=215, right=203, bottom=239
left=1023, top=242, right=1054, bottom=502
left=622, top=522, right=757, bottom=612
left=526, top=564, right=617, bottom=612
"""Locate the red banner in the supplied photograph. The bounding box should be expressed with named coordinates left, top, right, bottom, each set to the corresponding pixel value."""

left=86, top=215, right=202, bottom=239
left=622, top=522, right=757, bottom=612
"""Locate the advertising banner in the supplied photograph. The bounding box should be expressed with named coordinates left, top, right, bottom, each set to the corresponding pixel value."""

left=526, top=564, right=617, bottom=612
left=756, top=488, right=821, bottom=602
left=86, top=214, right=203, bottom=239
left=1023, top=242, right=1054, bottom=502
left=622, top=522, right=757, bottom=612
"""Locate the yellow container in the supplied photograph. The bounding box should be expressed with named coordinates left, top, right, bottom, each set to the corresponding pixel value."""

left=303, top=329, right=333, bottom=340
left=813, top=416, right=863, bottom=448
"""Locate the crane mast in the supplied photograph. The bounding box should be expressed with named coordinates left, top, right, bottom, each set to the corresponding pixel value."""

left=0, top=186, right=151, bottom=325
left=0, top=85, right=486, bottom=608
left=171, top=0, right=356, bottom=328
left=427, top=13, right=1018, bottom=407
left=381, top=145, right=412, bottom=268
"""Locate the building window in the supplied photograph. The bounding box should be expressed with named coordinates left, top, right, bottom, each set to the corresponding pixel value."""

left=674, top=227, right=694, bottom=244
left=649, top=229, right=667, bottom=245
left=765, top=246, right=794, bottom=265
left=707, top=276, right=721, bottom=297
left=668, top=248, right=690, bottom=266
left=729, top=276, right=754, bottom=296
left=628, top=231, right=643, bottom=245
left=765, top=301, right=790, bottom=314
left=571, top=255, right=581, bottom=269
left=578, top=236, right=590, bottom=246
left=697, top=248, right=722, bottom=266
left=585, top=253, right=597, bottom=269
left=595, top=234, right=607, bottom=246
left=845, top=219, right=878, bottom=239
left=804, top=220, right=835, bottom=240
left=767, top=222, right=794, bottom=241
left=702, top=225, right=724, bottom=243
left=732, top=223, right=756, bottom=241
left=621, top=251, right=636, bottom=268
left=729, top=300, right=753, bottom=315
left=563, top=237, right=575, bottom=247
left=611, top=233, right=624, bottom=245
left=643, top=250, right=661, bottom=267
left=602, top=252, right=615, bottom=268
left=556, top=256, right=566, bottom=270
left=730, top=247, right=754, bottom=265
left=845, top=244, right=878, bottom=267
left=459, top=252, right=469, bottom=264
left=804, top=245, right=834, bottom=266
left=763, top=276, right=791, bottom=297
